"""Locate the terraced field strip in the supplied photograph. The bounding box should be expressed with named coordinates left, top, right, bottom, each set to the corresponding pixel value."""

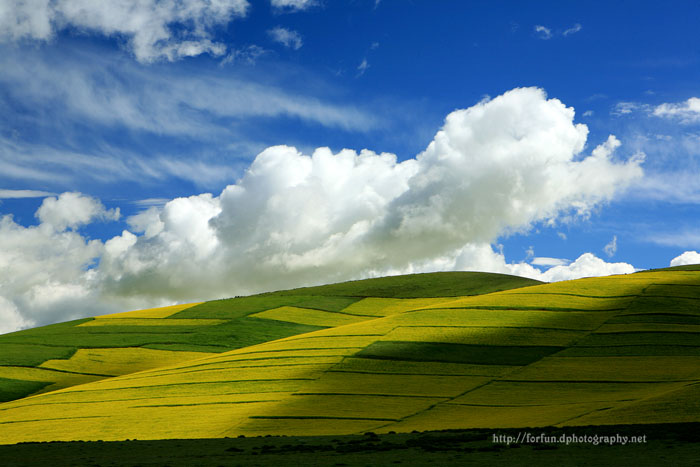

left=171, top=295, right=362, bottom=319
left=448, top=381, right=690, bottom=406
left=388, top=308, right=616, bottom=330
left=96, top=303, right=202, bottom=319
left=564, top=382, right=700, bottom=426
left=607, top=313, right=700, bottom=324
left=643, top=283, right=700, bottom=299
left=338, top=297, right=460, bottom=317
left=380, top=326, right=586, bottom=346
left=330, top=357, right=516, bottom=377
left=356, top=341, right=566, bottom=366
left=248, top=306, right=372, bottom=327
left=299, top=372, right=491, bottom=398
left=257, top=394, right=448, bottom=420
left=557, top=345, right=700, bottom=357
left=505, top=356, right=700, bottom=382
left=0, top=398, right=285, bottom=442
left=0, top=343, right=77, bottom=367
left=421, top=293, right=635, bottom=312
left=576, top=332, right=700, bottom=346
left=38, top=348, right=217, bottom=377
left=376, top=402, right=614, bottom=431
left=595, top=323, right=700, bottom=333
left=78, top=318, right=227, bottom=327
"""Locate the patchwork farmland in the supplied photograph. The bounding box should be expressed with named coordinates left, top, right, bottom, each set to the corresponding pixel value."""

left=0, top=268, right=699, bottom=444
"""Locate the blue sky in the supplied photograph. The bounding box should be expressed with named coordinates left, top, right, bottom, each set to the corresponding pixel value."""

left=1, top=0, right=700, bottom=332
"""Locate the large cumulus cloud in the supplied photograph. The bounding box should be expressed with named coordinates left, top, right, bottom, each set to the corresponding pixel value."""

left=1, top=88, right=644, bottom=332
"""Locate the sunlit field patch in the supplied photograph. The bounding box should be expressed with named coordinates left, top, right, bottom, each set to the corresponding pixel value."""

left=380, top=326, right=585, bottom=346
left=78, top=318, right=226, bottom=327
left=339, top=297, right=458, bottom=317
left=249, top=306, right=370, bottom=327
left=96, top=303, right=202, bottom=319
left=38, top=348, right=217, bottom=377
left=424, top=292, right=635, bottom=311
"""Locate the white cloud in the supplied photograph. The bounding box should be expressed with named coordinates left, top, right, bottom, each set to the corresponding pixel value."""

left=537, top=253, right=636, bottom=282
left=532, top=257, right=570, bottom=267
left=603, top=235, right=617, bottom=257
left=0, top=0, right=249, bottom=62
left=563, top=23, right=582, bottom=36
left=612, top=101, right=649, bottom=116
left=582, top=110, right=594, bottom=117
left=357, top=58, right=369, bottom=76
left=653, top=97, right=700, bottom=124
left=220, top=45, right=268, bottom=65
left=0, top=87, right=646, bottom=333
left=271, top=0, right=317, bottom=12
left=670, top=251, right=700, bottom=266
left=35, top=192, right=119, bottom=232
left=534, top=25, right=552, bottom=39
left=0, top=210, right=116, bottom=330
left=0, top=189, right=55, bottom=198
left=0, top=296, right=31, bottom=334
left=268, top=26, right=303, bottom=50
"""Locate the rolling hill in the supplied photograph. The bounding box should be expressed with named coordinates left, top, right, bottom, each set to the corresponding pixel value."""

left=0, top=268, right=699, bottom=444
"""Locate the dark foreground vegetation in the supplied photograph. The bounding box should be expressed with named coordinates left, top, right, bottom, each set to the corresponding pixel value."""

left=1, top=423, right=698, bottom=467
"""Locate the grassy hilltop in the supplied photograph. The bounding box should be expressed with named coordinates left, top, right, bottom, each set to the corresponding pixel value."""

left=0, top=268, right=699, bottom=444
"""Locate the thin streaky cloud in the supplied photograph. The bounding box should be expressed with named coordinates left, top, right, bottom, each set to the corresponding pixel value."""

left=268, top=27, right=303, bottom=50
left=0, top=189, right=56, bottom=199
left=563, top=23, right=582, bottom=36
left=534, top=25, right=552, bottom=39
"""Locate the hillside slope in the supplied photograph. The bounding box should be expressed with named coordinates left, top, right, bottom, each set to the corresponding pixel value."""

left=0, top=269, right=699, bottom=443
left=0, top=272, right=540, bottom=403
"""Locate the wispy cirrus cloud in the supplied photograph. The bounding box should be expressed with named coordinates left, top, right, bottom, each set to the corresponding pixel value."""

left=268, top=27, right=303, bottom=50
left=534, top=25, right=552, bottom=40
left=271, top=0, right=318, bottom=13
left=534, top=23, right=582, bottom=40
left=0, top=47, right=377, bottom=137
left=0, top=189, right=55, bottom=199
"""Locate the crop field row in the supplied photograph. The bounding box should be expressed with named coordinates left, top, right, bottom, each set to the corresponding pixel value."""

left=419, top=292, right=634, bottom=311
left=448, top=380, right=689, bottom=406
left=557, top=345, right=700, bottom=357
left=504, top=356, right=700, bottom=382
left=95, top=303, right=202, bottom=319
left=170, top=295, right=363, bottom=319
left=249, top=306, right=371, bottom=327
left=77, top=318, right=227, bottom=327
left=564, top=382, right=700, bottom=426
left=379, top=326, right=585, bottom=346
left=37, top=348, right=218, bottom=377
left=338, top=297, right=459, bottom=317
left=595, top=323, right=700, bottom=333
left=607, top=313, right=700, bottom=325
left=575, top=332, right=700, bottom=346
left=388, top=308, right=616, bottom=330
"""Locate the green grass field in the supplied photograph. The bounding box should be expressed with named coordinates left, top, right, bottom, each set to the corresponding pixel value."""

left=0, top=268, right=699, bottom=445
